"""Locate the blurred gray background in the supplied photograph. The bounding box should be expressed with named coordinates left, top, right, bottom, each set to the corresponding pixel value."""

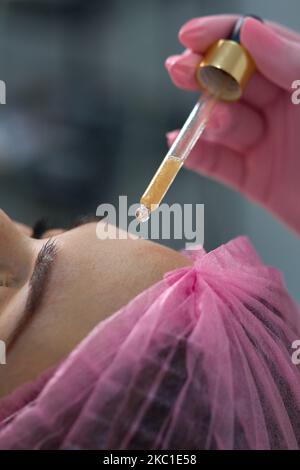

left=0, top=0, right=300, bottom=302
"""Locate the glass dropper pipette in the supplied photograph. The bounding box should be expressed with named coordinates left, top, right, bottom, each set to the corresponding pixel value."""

left=135, top=15, right=259, bottom=223
left=135, top=93, right=218, bottom=222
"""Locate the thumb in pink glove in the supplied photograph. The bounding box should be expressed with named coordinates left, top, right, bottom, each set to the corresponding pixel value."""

left=165, top=16, right=300, bottom=235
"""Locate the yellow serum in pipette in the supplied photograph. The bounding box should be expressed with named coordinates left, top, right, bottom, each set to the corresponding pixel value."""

left=136, top=156, right=183, bottom=221
left=135, top=92, right=219, bottom=223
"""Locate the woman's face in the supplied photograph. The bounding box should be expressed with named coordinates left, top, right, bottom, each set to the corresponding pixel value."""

left=0, top=210, right=191, bottom=397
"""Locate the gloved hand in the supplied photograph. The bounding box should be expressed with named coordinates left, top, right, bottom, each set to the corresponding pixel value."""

left=165, top=15, right=300, bottom=235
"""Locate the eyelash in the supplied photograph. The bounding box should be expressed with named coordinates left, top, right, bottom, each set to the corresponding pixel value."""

left=31, top=214, right=102, bottom=239
left=31, top=218, right=49, bottom=239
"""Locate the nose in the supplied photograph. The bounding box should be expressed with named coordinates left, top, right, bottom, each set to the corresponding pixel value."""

left=0, top=210, right=34, bottom=287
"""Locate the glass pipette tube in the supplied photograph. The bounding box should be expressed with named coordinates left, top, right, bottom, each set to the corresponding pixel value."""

left=135, top=93, right=218, bottom=222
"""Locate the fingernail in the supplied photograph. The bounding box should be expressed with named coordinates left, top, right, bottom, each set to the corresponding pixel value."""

left=179, top=18, right=204, bottom=43
left=169, top=53, right=200, bottom=87
left=164, top=55, right=180, bottom=72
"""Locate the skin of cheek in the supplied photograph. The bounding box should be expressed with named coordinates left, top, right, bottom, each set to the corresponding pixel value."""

left=0, top=225, right=192, bottom=397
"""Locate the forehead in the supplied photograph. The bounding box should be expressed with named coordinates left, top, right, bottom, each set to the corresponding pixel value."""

left=14, top=221, right=32, bottom=237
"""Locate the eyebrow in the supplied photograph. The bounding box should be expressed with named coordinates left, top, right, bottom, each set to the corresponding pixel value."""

left=7, top=239, right=58, bottom=349
left=8, top=214, right=100, bottom=347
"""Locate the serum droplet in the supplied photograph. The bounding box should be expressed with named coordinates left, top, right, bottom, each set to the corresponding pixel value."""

left=135, top=204, right=150, bottom=223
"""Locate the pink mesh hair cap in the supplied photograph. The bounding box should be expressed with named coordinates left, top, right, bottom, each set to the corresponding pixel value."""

left=0, top=236, right=299, bottom=450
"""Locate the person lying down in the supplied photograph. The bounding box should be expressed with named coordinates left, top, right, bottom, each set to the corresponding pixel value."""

left=0, top=208, right=299, bottom=449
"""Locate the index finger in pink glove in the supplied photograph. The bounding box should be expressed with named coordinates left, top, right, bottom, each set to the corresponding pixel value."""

left=178, top=14, right=239, bottom=53
left=179, top=15, right=300, bottom=92
left=267, top=20, right=300, bottom=42
left=241, top=18, right=300, bottom=91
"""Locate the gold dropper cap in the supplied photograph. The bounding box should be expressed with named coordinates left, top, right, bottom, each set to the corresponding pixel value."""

left=196, top=16, right=260, bottom=101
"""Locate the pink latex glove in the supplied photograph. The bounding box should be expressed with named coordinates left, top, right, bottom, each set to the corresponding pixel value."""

left=165, top=15, right=300, bottom=235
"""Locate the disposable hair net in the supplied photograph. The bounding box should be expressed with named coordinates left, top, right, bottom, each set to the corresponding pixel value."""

left=0, top=237, right=299, bottom=449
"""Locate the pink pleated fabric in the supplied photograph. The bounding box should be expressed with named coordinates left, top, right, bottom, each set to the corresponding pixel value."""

left=0, top=236, right=300, bottom=450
